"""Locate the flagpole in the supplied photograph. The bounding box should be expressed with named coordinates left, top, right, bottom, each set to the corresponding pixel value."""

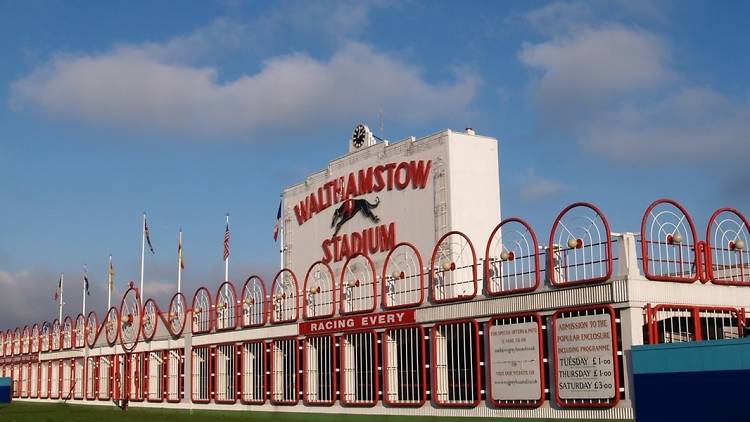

left=82, top=264, right=87, bottom=317
left=140, top=212, right=146, bottom=304
left=107, top=255, right=112, bottom=310
left=177, top=229, right=183, bottom=294
left=225, top=214, right=230, bottom=282
left=279, top=199, right=284, bottom=270
left=59, top=272, right=64, bottom=321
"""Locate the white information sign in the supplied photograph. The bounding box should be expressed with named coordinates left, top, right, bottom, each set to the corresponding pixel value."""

left=489, top=321, right=542, bottom=401
left=555, top=313, right=616, bottom=400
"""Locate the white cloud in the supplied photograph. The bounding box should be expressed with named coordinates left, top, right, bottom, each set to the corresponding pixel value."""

left=518, top=168, right=569, bottom=200
left=10, top=22, right=477, bottom=138
left=519, top=6, right=750, bottom=167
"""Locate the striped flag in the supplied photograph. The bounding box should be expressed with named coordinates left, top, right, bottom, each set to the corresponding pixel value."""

left=144, top=217, right=155, bottom=254
left=273, top=202, right=281, bottom=241
left=178, top=231, right=185, bottom=269
left=223, top=221, right=230, bottom=261
left=84, top=274, right=90, bottom=296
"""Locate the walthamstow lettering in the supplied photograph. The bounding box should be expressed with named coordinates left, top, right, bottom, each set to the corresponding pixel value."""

left=298, top=309, right=416, bottom=335
left=294, top=160, right=431, bottom=226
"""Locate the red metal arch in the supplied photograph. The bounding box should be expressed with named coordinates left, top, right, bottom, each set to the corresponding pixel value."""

left=167, top=292, right=187, bottom=336
left=74, top=314, right=85, bottom=348
left=271, top=269, right=299, bottom=323
left=640, top=198, right=700, bottom=282
left=142, top=298, right=160, bottom=341
left=21, top=326, right=29, bottom=355
left=40, top=323, right=50, bottom=352
left=340, top=253, right=377, bottom=315
left=303, top=261, right=336, bottom=320
left=62, top=316, right=74, bottom=349
left=382, top=242, right=425, bottom=310
left=85, top=311, right=99, bottom=348
left=430, top=230, right=478, bottom=303
left=240, top=275, right=268, bottom=327
left=51, top=319, right=61, bottom=351
left=548, top=202, right=613, bottom=287
left=12, top=327, right=20, bottom=355
left=215, top=281, right=239, bottom=330
left=119, top=287, right=142, bottom=353
left=706, top=207, right=750, bottom=285
left=30, top=324, right=39, bottom=354
left=191, top=287, right=213, bottom=334
left=104, top=307, right=119, bottom=346
left=485, top=217, right=541, bottom=296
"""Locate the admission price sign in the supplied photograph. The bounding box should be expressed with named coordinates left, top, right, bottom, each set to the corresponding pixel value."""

left=555, top=312, right=616, bottom=400
left=489, top=320, right=542, bottom=401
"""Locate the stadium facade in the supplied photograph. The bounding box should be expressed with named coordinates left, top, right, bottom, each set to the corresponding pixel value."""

left=2, top=125, right=750, bottom=420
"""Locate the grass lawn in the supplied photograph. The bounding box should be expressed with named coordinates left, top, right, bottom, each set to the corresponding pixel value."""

left=0, top=401, right=632, bottom=422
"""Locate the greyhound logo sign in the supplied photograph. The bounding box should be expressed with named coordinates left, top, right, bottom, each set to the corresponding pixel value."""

left=331, top=197, right=381, bottom=236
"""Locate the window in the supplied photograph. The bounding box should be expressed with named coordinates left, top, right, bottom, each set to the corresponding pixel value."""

left=240, top=341, right=266, bottom=404
left=340, top=331, right=377, bottom=405
left=304, top=335, right=335, bottom=405
left=192, top=346, right=211, bottom=402
left=431, top=320, right=480, bottom=407
left=383, top=326, right=425, bottom=406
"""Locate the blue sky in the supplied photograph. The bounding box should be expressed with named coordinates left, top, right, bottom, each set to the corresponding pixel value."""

left=1, top=0, right=749, bottom=327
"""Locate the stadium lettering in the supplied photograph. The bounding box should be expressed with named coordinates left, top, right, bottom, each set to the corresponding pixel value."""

left=294, top=160, right=431, bottom=225
left=321, top=222, right=396, bottom=263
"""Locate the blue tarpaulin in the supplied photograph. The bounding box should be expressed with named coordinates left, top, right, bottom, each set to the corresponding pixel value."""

left=0, top=377, right=11, bottom=403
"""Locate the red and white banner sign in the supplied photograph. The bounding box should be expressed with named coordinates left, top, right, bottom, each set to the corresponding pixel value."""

left=299, top=309, right=416, bottom=335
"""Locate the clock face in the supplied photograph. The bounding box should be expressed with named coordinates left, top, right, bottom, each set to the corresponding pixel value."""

left=352, top=124, right=367, bottom=149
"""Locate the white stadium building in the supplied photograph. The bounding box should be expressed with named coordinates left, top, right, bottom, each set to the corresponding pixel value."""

left=2, top=125, right=750, bottom=420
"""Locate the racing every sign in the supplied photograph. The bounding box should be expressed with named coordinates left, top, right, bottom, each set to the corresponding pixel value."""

left=299, top=309, right=416, bottom=335
left=488, top=320, right=543, bottom=402
left=554, top=312, right=617, bottom=400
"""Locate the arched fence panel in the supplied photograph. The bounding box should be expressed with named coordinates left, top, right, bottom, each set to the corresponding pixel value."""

left=430, top=231, right=478, bottom=303
left=548, top=203, right=613, bottom=287
left=241, top=276, right=267, bottom=328
left=303, top=262, right=336, bottom=320
left=382, top=243, right=425, bottom=309
left=706, top=208, right=750, bottom=285
left=340, top=254, right=377, bottom=315
left=271, top=270, right=299, bottom=324
left=215, top=281, right=238, bottom=331
left=485, top=218, right=541, bottom=295
left=192, top=287, right=212, bottom=334
left=640, top=199, right=700, bottom=282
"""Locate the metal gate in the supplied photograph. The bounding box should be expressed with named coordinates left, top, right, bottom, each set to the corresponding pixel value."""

left=431, top=320, right=480, bottom=407
left=341, top=331, right=378, bottom=406
left=382, top=243, right=425, bottom=309
left=166, top=349, right=183, bottom=402
left=146, top=351, right=164, bottom=402
left=85, top=357, right=97, bottom=400
left=340, top=254, right=377, bottom=314
left=706, top=208, right=750, bottom=284
left=303, top=335, right=335, bottom=405
left=240, top=340, right=266, bottom=404
left=270, top=338, right=298, bottom=404
left=29, top=362, right=38, bottom=398
left=304, top=262, right=336, bottom=319
left=215, top=343, right=237, bottom=403
left=20, top=363, right=28, bottom=397
left=74, top=357, right=84, bottom=399
left=127, top=353, right=144, bottom=401
left=192, top=346, right=211, bottom=403
left=98, top=356, right=110, bottom=400
left=383, top=326, right=426, bottom=406
left=192, top=288, right=212, bottom=334
left=39, top=361, right=48, bottom=398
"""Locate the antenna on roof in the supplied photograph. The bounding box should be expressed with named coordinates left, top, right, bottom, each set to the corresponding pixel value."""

left=379, top=108, right=384, bottom=140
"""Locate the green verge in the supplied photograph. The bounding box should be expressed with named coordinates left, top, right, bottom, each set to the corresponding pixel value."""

left=0, top=402, right=633, bottom=422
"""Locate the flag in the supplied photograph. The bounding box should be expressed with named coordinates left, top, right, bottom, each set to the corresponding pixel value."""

left=108, top=258, right=115, bottom=291
left=178, top=232, right=185, bottom=269
left=84, top=274, right=90, bottom=296
left=144, top=217, right=155, bottom=254
left=273, top=202, right=281, bottom=241
left=223, top=221, right=230, bottom=261
left=53, top=275, right=62, bottom=301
